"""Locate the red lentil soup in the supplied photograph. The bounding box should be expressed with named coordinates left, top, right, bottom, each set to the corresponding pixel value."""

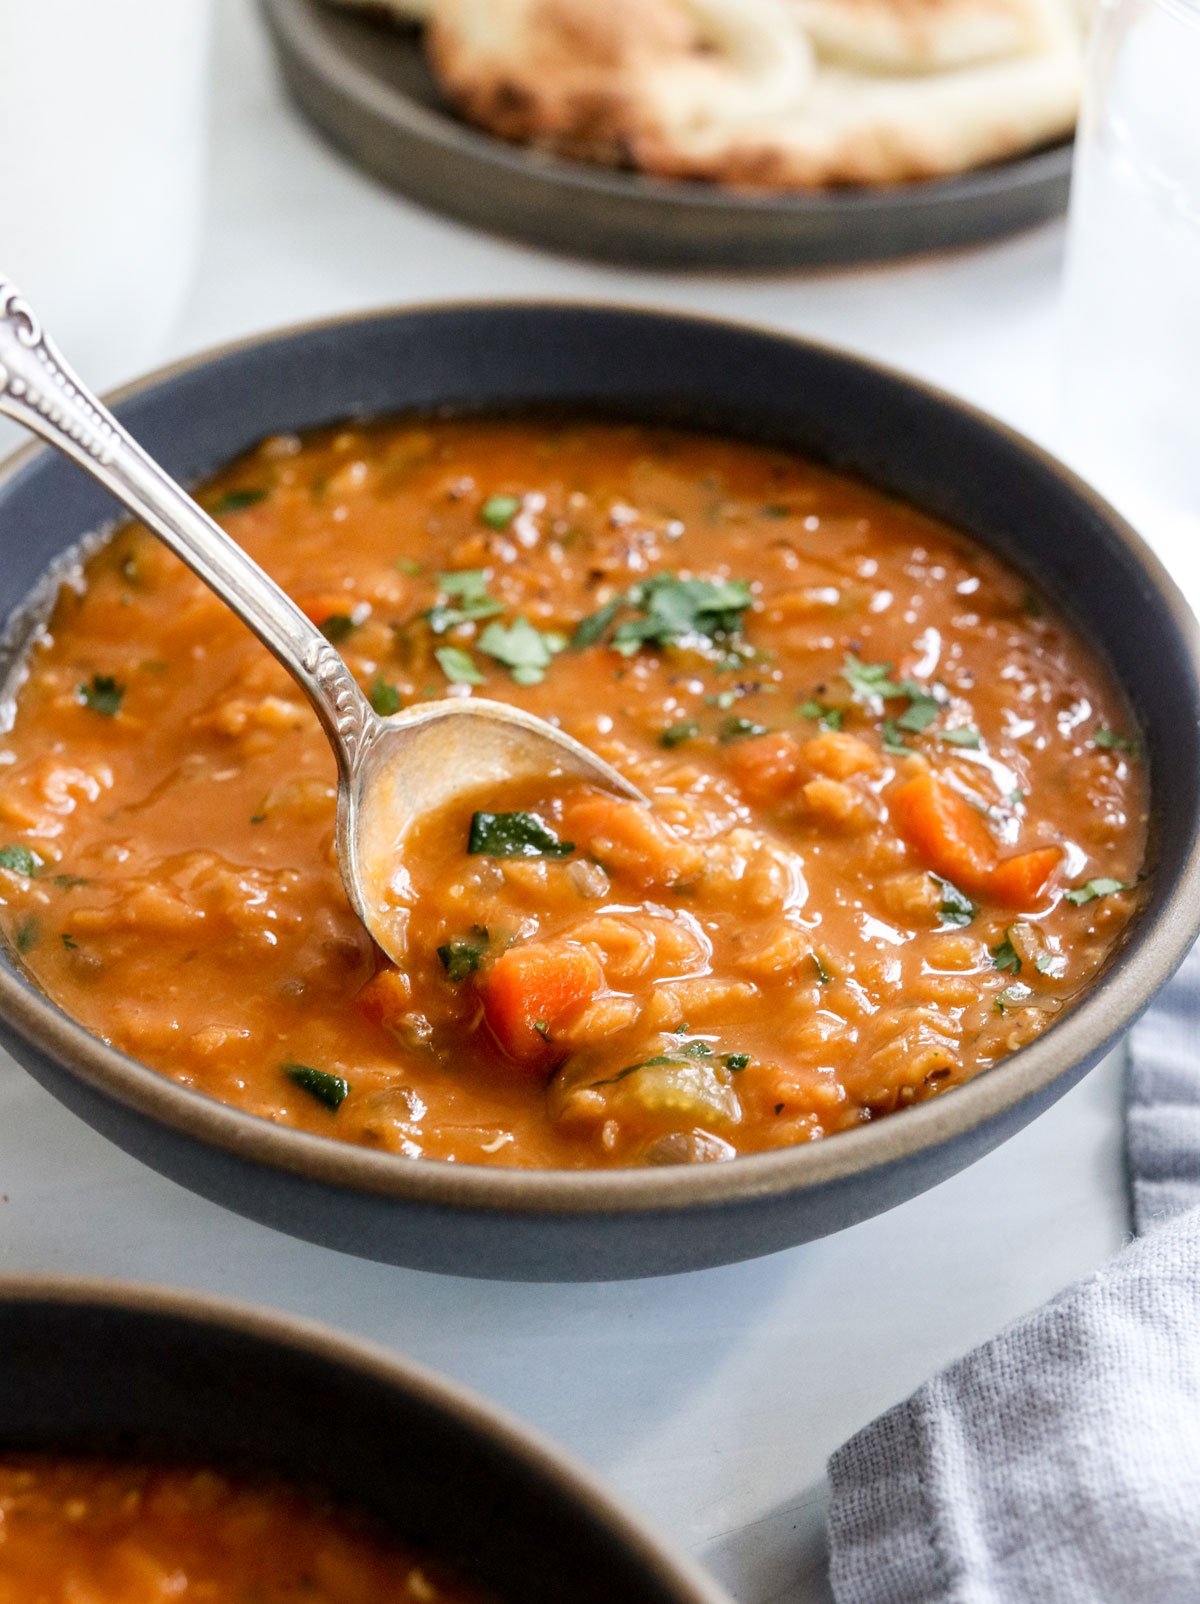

left=0, top=420, right=1147, bottom=1168
left=0, top=1459, right=488, bottom=1602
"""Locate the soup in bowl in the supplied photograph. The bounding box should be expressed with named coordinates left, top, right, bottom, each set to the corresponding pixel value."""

left=0, top=305, right=1193, bottom=1277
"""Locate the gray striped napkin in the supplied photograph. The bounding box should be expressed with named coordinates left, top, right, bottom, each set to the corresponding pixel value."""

left=825, top=942, right=1200, bottom=1603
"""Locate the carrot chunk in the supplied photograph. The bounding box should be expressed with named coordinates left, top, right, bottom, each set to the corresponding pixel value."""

left=482, top=941, right=604, bottom=1068
left=723, top=732, right=804, bottom=805
left=988, top=847, right=1062, bottom=909
left=356, top=966, right=412, bottom=1032
left=889, top=771, right=998, bottom=895
left=295, top=593, right=356, bottom=629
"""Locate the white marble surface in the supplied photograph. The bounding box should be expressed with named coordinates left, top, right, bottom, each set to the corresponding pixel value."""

left=0, top=5, right=1136, bottom=1601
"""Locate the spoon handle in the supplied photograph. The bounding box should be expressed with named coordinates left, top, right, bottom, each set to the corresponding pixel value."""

left=0, top=278, right=377, bottom=775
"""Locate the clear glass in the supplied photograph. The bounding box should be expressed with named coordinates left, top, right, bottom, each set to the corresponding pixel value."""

left=1059, top=0, right=1200, bottom=601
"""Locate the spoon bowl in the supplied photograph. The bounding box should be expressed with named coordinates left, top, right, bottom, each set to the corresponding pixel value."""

left=345, top=698, right=641, bottom=960
left=0, top=279, right=640, bottom=967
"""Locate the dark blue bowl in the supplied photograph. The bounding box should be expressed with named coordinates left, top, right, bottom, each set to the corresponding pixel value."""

left=0, top=304, right=1196, bottom=1280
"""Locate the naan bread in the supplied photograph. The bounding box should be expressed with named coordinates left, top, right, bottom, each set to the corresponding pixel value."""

left=426, top=0, right=1083, bottom=186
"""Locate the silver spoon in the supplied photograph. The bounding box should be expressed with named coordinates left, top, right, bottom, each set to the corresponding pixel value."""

left=0, top=279, right=641, bottom=965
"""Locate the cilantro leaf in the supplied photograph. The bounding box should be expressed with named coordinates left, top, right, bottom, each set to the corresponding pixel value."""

left=0, top=845, right=43, bottom=878
left=1064, top=878, right=1127, bottom=905
left=659, top=721, right=699, bottom=749
left=718, top=716, right=768, bottom=742
left=369, top=677, right=402, bottom=717
left=476, top=616, right=563, bottom=686
left=435, top=646, right=484, bottom=685
left=480, top=495, right=522, bottom=530
left=932, top=875, right=977, bottom=928
left=990, top=932, right=1022, bottom=974
left=881, top=718, right=910, bottom=757
left=437, top=936, right=488, bottom=982
left=426, top=570, right=504, bottom=634
left=799, top=699, right=844, bottom=731
left=210, top=488, right=268, bottom=514
left=811, top=952, right=831, bottom=984
left=1092, top=727, right=1139, bottom=755
left=79, top=675, right=124, bottom=717
left=283, top=1062, right=350, bottom=1111
left=724, top=1053, right=751, bottom=1071
left=572, top=597, right=622, bottom=649
left=842, top=655, right=902, bottom=703
left=467, top=812, right=574, bottom=859
left=940, top=726, right=983, bottom=749
left=896, top=682, right=941, bottom=733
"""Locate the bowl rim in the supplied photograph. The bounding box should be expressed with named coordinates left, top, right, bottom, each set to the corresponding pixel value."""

left=0, top=298, right=1197, bottom=1218
left=0, top=1273, right=730, bottom=1603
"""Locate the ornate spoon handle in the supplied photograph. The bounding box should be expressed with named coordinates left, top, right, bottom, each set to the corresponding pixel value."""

left=0, top=278, right=376, bottom=773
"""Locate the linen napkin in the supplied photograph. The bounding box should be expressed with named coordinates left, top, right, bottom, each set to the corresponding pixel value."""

left=825, top=939, right=1200, bottom=1604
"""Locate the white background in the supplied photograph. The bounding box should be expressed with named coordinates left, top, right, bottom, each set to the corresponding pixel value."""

left=0, top=5, right=1135, bottom=1601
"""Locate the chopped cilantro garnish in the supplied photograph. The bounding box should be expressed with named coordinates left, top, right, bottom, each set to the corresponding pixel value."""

left=1007, top=788, right=1025, bottom=807
left=659, top=721, right=699, bottom=749
left=369, top=677, right=402, bottom=717
left=932, top=875, right=977, bottom=928
left=61, top=933, right=78, bottom=950
left=842, top=655, right=902, bottom=703
left=480, top=494, right=522, bottom=530
left=590, top=1037, right=714, bottom=1088
left=210, top=488, right=268, bottom=515
left=572, top=597, right=622, bottom=649
left=437, top=936, right=488, bottom=982
left=1035, top=952, right=1065, bottom=976
left=724, top=1053, right=751, bottom=1071
left=1093, top=727, right=1139, bottom=755
left=575, top=574, right=752, bottom=658
left=896, top=682, right=941, bottom=734
left=881, top=719, right=910, bottom=757
left=79, top=675, right=124, bottom=717
left=990, top=932, right=1022, bottom=974
left=249, top=814, right=267, bottom=825
left=426, top=570, right=504, bottom=634
left=435, top=646, right=484, bottom=685
left=1064, top=877, right=1127, bottom=905
left=320, top=613, right=358, bottom=644
left=718, top=716, right=768, bottom=743
left=15, top=916, right=38, bottom=953
left=799, top=699, right=844, bottom=731
left=811, top=952, right=831, bottom=984
left=395, top=556, right=424, bottom=576
left=477, top=616, right=564, bottom=685
left=52, top=874, right=88, bottom=890
left=940, top=726, right=982, bottom=749
left=0, top=845, right=42, bottom=878
left=283, top=1062, right=350, bottom=1111
left=467, top=812, right=574, bottom=859
left=533, top=1019, right=551, bottom=1040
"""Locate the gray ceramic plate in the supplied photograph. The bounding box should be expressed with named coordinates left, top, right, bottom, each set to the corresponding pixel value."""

left=0, top=304, right=1196, bottom=1281
left=260, top=0, right=1074, bottom=270
left=0, top=1279, right=730, bottom=1604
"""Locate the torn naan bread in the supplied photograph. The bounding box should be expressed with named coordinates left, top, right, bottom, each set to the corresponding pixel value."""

left=426, top=0, right=1083, bottom=186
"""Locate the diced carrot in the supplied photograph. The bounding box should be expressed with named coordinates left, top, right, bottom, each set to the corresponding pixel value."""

left=482, top=941, right=604, bottom=1068
left=295, top=592, right=355, bottom=628
left=723, top=732, right=803, bottom=805
left=560, top=793, right=700, bottom=888
left=356, top=966, right=412, bottom=1032
left=988, top=847, right=1062, bottom=909
left=889, top=771, right=998, bottom=896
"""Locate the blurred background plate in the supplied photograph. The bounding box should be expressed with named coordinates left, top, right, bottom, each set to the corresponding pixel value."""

left=260, top=0, right=1074, bottom=272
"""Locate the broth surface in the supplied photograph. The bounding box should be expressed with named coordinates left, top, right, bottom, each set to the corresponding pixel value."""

left=0, top=1459, right=488, bottom=1602
left=0, top=420, right=1147, bottom=1167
